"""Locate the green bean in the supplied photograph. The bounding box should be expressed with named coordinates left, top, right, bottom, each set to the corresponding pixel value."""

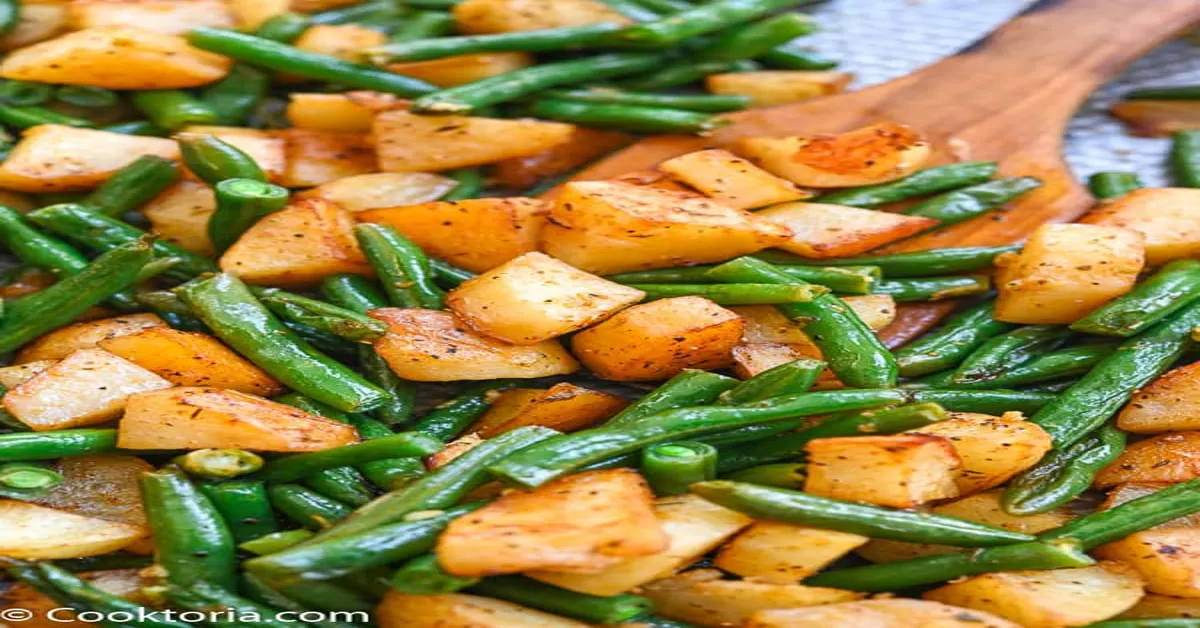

left=600, top=0, right=662, bottom=21
left=130, top=90, right=221, bottom=131
left=715, top=402, right=946, bottom=472
left=724, top=462, right=805, bottom=488
left=1043, top=476, right=1200, bottom=548
left=354, top=223, right=444, bottom=309
left=203, top=65, right=270, bottom=125
left=303, top=466, right=376, bottom=507
left=253, top=286, right=387, bottom=343
left=491, top=389, right=906, bottom=489
left=365, top=23, right=623, bottom=63
left=701, top=13, right=817, bottom=61
left=387, top=11, right=455, bottom=43
left=0, top=239, right=150, bottom=354
left=252, top=433, right=439, bottom=484
left=760, top=40, right=837, bottom=70
left=1172, top=130, right=1200, bottom=188
left=189, top=27, right=437, bottom=97
left=201, top=480, right=281, bottom=544
left=641, top=442, right=717, bottom=496
left=180, top=273, right=391, bottom=412
left=0, top=206, right=90, bottom=276
left=0, top=80, right=52, bottom=106
left=412, top=381, right=521, bottom=440
left=31, top=563, right=191, bottom=628
left=414, top=53, right=664, bottom=114
left=1126, top=85, right=1200, bottom=100
left=621, top=59, right=756, bottom=91
left=720, top=358, right=825, bottom=405
left=693, top=481, right=1033, bottom=545
left=905, top=176, right=1042, bottom=225
left=471, top=576, right=655, bottom=624
left=534, top=98, right=722, bottom=133
left=953, top=325, right=1069, bottom=384
left=238, top=573, right=365, bottom=628
left=1032, top=301, right=1200, bottom=448
left=179, top=133, right=267, bottom=184
left=254, top=12, right=312, bottom=42
left=0, top=0, right=16, bottom=36
left=951, top=344, right=1116, bottom=390
left=54, top=86, right=119, bottom=109
left=818, top=162, right=999, bottom=208
left=632, top=0, right=694, bottom=11
left=311, top=0, right=403, bottom=24
left=141, top=466, right=237, bottom=590
left=631, top=282, right=826, bottom=304
left=441, top=169, right=484, bottom=201
left=101, top=120, right=167, bottom=136
left=347, top=416, right=426, bottom=489
left=0, top=429, right=116, bottom=461
left=82, top=155, right=179, bottom=217
left=268, top=484, right=352, bottom=530
left=1088, top=171, right=1143, bottom=199
left=256, top=578, right=375, bottom=615
left=0, top=462, right=62, bottom=500
left=764, top=245, right=1021, bottom=278
left=430, top=258, right=476, bottom=287
left=616, top=0, right=813, bottom=47
left=0, top=104, right=92, bottom=128
left=544, top=88, right=749, bottom=112
left=707, top=257, right=897, bottom=388
left=910, top=389, right=1055, bottom=415
left=321, top=274, right=388, bottom=314
left=390, top=554, right=478, bottom=595
left=54, top=555, right=154, bottom=573
left=895, top=301, right=1015, bottom=377
left=176, top=448, right=265, bottom=480
left=874, top=275, right=991, bottom=302
left=608, top=263, right=879, bottom=294
left=1073, top=260, right=1200, bottom=337
left=1002, top=424, right=1126, bottom=516
left=240, top=529, right=314, bottom=555
left=168, top=581, right=294, bottom=628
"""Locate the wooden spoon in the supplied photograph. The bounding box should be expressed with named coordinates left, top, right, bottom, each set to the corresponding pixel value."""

left=557, top=0, right=1200, bottom=341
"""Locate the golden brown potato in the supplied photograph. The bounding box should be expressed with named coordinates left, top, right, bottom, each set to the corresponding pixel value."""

left=226, top=0, right=288, bottom=29
left=0, top=27, right=230, bottom=89
left=448, top=252, right=644, bottom=344
left=1, top=569, right=147, bottom=628
left=608, top=169, right=697, bottom=193
left=1101, top=483, right=1200, bottom=529
left=1110, top=99, right=1200, bottom=137
left=98, top=328, right=284, bottom=397
left=540, top=180, right=792, bottom=274
left=373, top=110, right=575, bottom=172
left=292, top=23, right=385, bottom=62
left=570, top=296, right=744, bottom=381
left=220, top=198, right=373, bottom=287
left=1118, top=361, right=1200, bottom=433
left=357, top=198, right=550, bottom=273
left=529, top=494, right=752, bottom=596
left=747, top=599, right=1022, bottom=628
left=298, top=172, right=457, bottom=212
left=437, top=469, right=666, bottom=576
left=923, top=563, right=1146, bottom=628
left=1082, top=188, right=1200, bottom=266
left=756, top=201, right=937, bottom=258
left=492, top=128, right=631, bottom=190
left=3, top=349, right=173, bottom=431
left=0, top=125, right=178, bottom=193
left=804, top=434, right=962, bottom=508
left=1095, top=432, right=1200, bottom=487
left=66, top=0, right=234, bottom=34
left=141, top=180, right=216, bottom=256
left=370, top=308, right=579, bottom=381
left=34, top=455, right=154, bottom=554
left=176, top=126, right=287, bottom=184
left=714, top=522, right=868, bottom=582
left=276, top=128, right=376, bottom=188
left=387, top=52, right=534, bottom=87
left=0, top=4, right=68, bottom=52
left=994, top=223, right=1145, bottom=324
left=656, top=148, right=812, bottom=210
left=731, top=343, right=811, bottom=379
left=1096, top=527, right=1200, bottom=597
left=452, top=0, right=629, bottom=34
left=291, top=0, right=362, bottom=11
left=905, top=412, right=1052, bottom=495
left=1118, top=594, right=1200, bottom=619
left=426, top=433, right=484, bottom=470
left=117, top=387, right=359, bottom=451
left=15, top=313, right=166, bottom=363
left=285, top=91, right=408, bottom=132
left=377, top=592, right=590, bottom=628
left=706, top=70, right=853, bottom=107
left=844, top=294, right=898, bottom=330
left=0, top=500, right=147, bottom=559
left=643, top=569, right=863, bottom=628
left=466, top=383, right=627, bottom=437
left=734, top=123, right=932, bottom=188
left=0, top=361, right=54, bottom=390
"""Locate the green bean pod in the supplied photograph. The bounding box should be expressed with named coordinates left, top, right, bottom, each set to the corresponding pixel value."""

left=719, top=358, right=825, bottom=404
left=1172, top=130, right=1200, bottom=188
left=0, top=462, right=63, bottom=500
left=176, top=448, right=265, bottom=479
left=355, top=223, right=445, bottom=309
left=1126, top=85, right=1200, bottom=100
left=950, top=344, right=1115, bottom=390
left=391, top=554, right=479, bottom=595
left=252, top=432, right=439, bottom=483
left=701, top=13, right=817, bottom=61
left=0, top=80, right=52, bottom=106
left=0, top=104, right=92, bottom=128
left=616, top=0, right=812, bottom=47
left=141, top=466, right=237, bottom=590
left=764, top=245, right=1021, bottom=278
left=267, top=484, right=353, bottom=531
left=818, top=162, right=999, bottom=207
left=253, top=286, right=388, bottom=342
left=1088, top=171, right=1143, bottom=200
left=952, top=325, right=1069, bottom=384
left=529, top=98, right=722, bottom=134
left=0, top=429, right=117, bottom=461
left=895, top=301, right=1015, bottom=377
left=82, top=155, right=179, bottom=217
left=240, top=529, right=314, bottom=556
left=348, top=415, right=427, bottom=489
left=544, top=88, right=749, bottom=112
left=470, top=576, right=654, bottom=624
left=631, top=282, right=826, bottom=304
left=621, top=59, right=757, bottom=91
left=413, top=381, right=522, bottom=440
left=608, top=263, right=879, bottom=295
left=910, top=389, right=1055, bottom=415
left=367, top=24, right=622, bottom=62
left=905, top=176, right=1042, bottom=225
left=760, top=40, right=837, bottom=70
left=200, top=480, right=281, bottom=543
left=641, top=442, right=718, bottom=495
left=168, top=581, right=294, bottom=628
left=388, top=11, right=455, bottom=43
left=203, top=65, right=270, bottom=125
left=238, top=573, right=365, bottom=628
left=1042, top=476, right=1200, bottom=549
left=441, top=169, right=484, bottom=201
left=723, top=462, right=806, bottom=489
left=179, top=134, right=267, bottom=184
left=1002, top=424, right=1126, bottom=515
left=130, top=90, right=222, bottom=130
left=303, top=466, right=376, bottom=507
left=1072, top=260, right=1200, bottom=337
left=254, top=12, right=313, bottom=42
left=208, top=177, right=288, bottom=252
left=874, top=275, right=991, bottom=302
left=0, top=206, right=90, bottom=276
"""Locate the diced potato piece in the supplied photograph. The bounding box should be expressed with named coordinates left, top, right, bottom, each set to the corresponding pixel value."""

left=452, top=0, right=629, bottom=34
left=448, top=252, right=644, bottom=344
left=2, top=569, right=147, bottom=628
left=1118, top=594, right=1200, bottom=619
left=733, top=123, right=932, bottom=188
left=98, top=328, right=283, bottom=396
left=609, top=169, right=696, bottom=193
left=657, top=148, right=812, bottom=210
left=292, top=24, right=386, bottom=62
left=923, top=563, right=1146, bottom=628
left=467, top=383, right=627, bottom=437
left=387, top=52, right=534, bottom=87
left=226, top=0, right=289, bottom=29
left=845, top=294, right=897, bottom=330
left=15, top=313, right=166, bottom=364
left=1096, top=527, right=1200, bottom=597
left=643, top=569, right=863, bottom=628
left=747, top=599, right=1022, bottom=628
left=731, top=343, right=810, bottom=379
left=734, top=304, right=809, bottom=344
left=540, top=180, right=792, bottom=274
left=0, top=124, right=178, bottom=193
left=292, top=0, right=361, bottom=11
left=1118, top=361, right=1200, bottom=433
left=0, top=500, right=146, bottom=559
left=0, top=27, right=230, bottom=89
left=756, top=202, right=937, bottom=258
left=1095, top=432, right=1200, bottom=487
left=4, top=349, right=173, bottom=431
left=855, top=490, right=1074, bottom=563
left=994, top=223, right=1145, bottom=324
left=177, top=126, right=287, bottom=183
left=358, top=198, right=549, bottom=273
left=0, top=361, right=55, bottom=390
left=286, top=91, right=409, bottom=132
left=1101, top=483, right=1200, bottom=529
left=377, top=592, right=590, bottom=628
left=0, top=268, right=55, bottom=300
left=277, top=129, right=375, bottom=188
left=220, top=198, right=372, bottom=287
left=373, top=110, right=575, bottom=172
left=298, top=172, right=457, bottom=212
left=1082, top=188, right=1200, bottom=265
left=529, top=494, right=752, bottom=596
left=1110, top=99, right=1200, bottom=138
left=0, top=4, right=68, bottom=52
left=370, top=308, right=579, bottom=381
left=66, top=0, right=233, bottom=34
left=714, top=522, right=868, bottom=583
left=35, top=455, right=154, bottom=553
left=438, top=469, right=666, bottom=576
left=906, top=412, right=1051, bottom=495
left=804, top=434, right=962, bottom=508
left=706, top=70, right=853, bottom=107
left=427, top=433, right=484, bottom=470
left=493, top=128, right=631, bottom=190
left=142, top=179, right=215, bottom=256
left=570, top=296, right=743, bottom=381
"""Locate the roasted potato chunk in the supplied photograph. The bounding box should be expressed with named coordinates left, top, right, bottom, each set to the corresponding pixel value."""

left=0, top=500, right=147, bottom=559
left=906, top=412, right=1052, bottom=495
left=286, top=91, right=408, bottom=133
left=66, top=0, right=234, bottom=35
left=291, top=24, right=385, bottom=62
left=492, top=128, right=630, bottom=190
left=98, top=328, right=284, bottom=396
left=747, top=599, right=1022, bottom=628
left=377, top=592, right=590, bottom=628
left=298, top=172, right=457, bottom=212
left=15, top=313, right=166, bottom=363
left=1082, top=188, right=1200, bottom=265
left=714, top=522, right=868, bottom=582
left=804, top=434, right=962, bottom=508
left=1118, top=594, right=1200, bottom=619
left=1095, top=432, right=1200, bottom=487
left=373, top=110, right=575, bottom=172
left=1101, top=483, right=1200, bottom=529
left=643, top=569, right=863, bottom=628
left=731, top=343, right=812, bottom=379
left=142, top=180, right=216, bottom=256
left=0, top=125, right=178, bottom=192
left=0, top=4, right=68, bottom=52
left=706, top=70, right=853, bottom=107
left=276, top=129, right=376, bottom=188
left=756, top=201, right=937, bottom=258
left=656, top=149, right=811, bottom=210
left=570, top=296, right=743, bottom=381
left=467, top=383, right=627, bottom=437
left=226, top=0, right=288, bottom=29
left=0, top=361, right=53, bottom=390
left=452, top=0, right=629, bottom=34
left=1118, top=361, right=1200, bottom=433
left=1097, top=527, right=1200, bottom=597
left=387, top=52, right=534, bottom=87
left=370, top=308, right=579, bottom=381
left=34, top=455, right=154, bottom=554
left=733, top=123, right=932, bottom=188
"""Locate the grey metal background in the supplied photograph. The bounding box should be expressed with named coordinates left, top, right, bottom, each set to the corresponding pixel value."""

left=804, top=0, right=1199, bottom=186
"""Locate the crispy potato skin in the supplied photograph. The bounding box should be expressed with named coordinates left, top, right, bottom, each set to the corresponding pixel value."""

left=657, top=148, right=812, bottom=210
left=1119, top=361, right=1200, bottom=433
left=733, top=123, right=932, bottom=188
left=277, top=129, right=376, bottom=188
left=467, top=383, right=627, bottom=437
left=1095, top=432, right=1200, bottom=487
